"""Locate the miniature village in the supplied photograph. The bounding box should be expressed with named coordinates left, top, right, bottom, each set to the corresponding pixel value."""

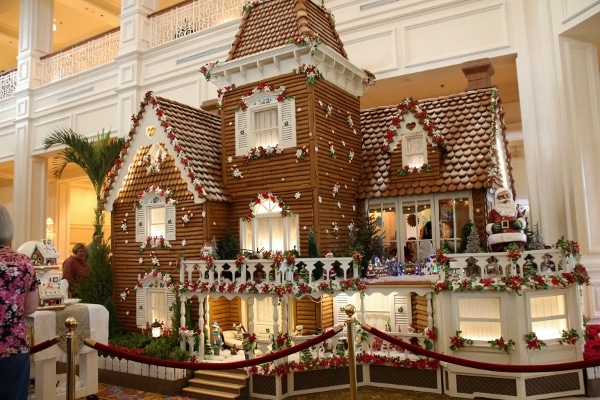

left=90, top=1, right=591, bottom=399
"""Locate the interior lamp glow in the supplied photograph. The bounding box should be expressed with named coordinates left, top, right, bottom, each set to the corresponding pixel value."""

left=151, top=319, right=162, bottom=338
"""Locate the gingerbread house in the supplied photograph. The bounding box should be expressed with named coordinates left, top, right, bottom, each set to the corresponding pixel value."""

left=99, top=2, right=587, bottom=399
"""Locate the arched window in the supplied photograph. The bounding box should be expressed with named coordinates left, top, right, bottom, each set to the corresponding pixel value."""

left=240, top=197, right=298, bottom=252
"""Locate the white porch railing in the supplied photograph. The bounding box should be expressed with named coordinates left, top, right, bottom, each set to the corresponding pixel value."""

left=179, top=257, right=356, bottom=286
left=445, top=248, right=569, bottom=279
left=149, top=0, right=246, bottom=48
left=0, top=69, right=17, bottom=100
left=179, top=249, right=570, bottom=287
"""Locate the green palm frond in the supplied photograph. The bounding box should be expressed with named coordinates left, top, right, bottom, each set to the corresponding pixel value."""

left=43, top=128, right=126, bottom=237
left=43, top=128, right=125, bottom=198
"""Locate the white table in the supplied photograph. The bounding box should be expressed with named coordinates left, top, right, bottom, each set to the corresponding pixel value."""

left=27, top=303, right=109, bottom=400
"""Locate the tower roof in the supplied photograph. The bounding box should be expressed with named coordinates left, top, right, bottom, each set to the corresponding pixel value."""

left=227, top=0, right=346, bottom=61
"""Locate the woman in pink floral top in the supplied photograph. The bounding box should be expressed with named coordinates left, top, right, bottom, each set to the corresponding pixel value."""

left=0, top=203, right=39, bottom=399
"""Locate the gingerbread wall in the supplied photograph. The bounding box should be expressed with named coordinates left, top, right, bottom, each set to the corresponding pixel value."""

left=219, top=73, right=362, bottom=257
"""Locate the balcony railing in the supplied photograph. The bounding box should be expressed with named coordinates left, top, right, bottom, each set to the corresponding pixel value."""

left=40, top=28, right=120, bottom=85
left=0, top=69, right=17, bottom=100
left=149, top=0, right=245, bottom=47
left=5, top=0, right=247, bottom=88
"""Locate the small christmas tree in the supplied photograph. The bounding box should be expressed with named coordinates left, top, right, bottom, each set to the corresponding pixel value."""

left=217, top=228, right=239, bottom=260
left=300, top=348, right=314, bottom=363
left=530, top=222, right=545, bottom=250
left=465, top=225, right=482, bottom=253
left=347, top=212, right=384, bottom=277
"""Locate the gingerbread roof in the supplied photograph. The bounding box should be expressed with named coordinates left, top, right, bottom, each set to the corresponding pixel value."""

left=103, top=92, right=230, bottom=209
left=227, top=0, right=346, bottom=61
left=358, top=87, right=511, bottom=198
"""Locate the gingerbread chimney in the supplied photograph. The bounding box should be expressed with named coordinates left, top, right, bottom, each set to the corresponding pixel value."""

left=462, top=58, right=495, bottom=90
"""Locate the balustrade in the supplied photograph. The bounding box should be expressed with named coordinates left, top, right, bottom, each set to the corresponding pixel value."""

left=0, top=69, right=17, bottom=100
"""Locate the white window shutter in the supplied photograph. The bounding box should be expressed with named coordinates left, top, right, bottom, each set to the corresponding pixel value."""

left=280, top=98, right=296, bottom=148
left=235, top=110, right=249, bottom=156
left=165, top=203, right=176, bottom=240
left=135, top=206, right=146, bottom=242
left=136, top=289, right=147, bottom=328
left=166, top=291, right=175, bottom=328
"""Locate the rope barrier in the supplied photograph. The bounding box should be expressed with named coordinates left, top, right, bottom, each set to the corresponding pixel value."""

left=362, top=324, right=600, bottom=373
left=83, top=325, right=343, bottom=370
left=30, top=336, right=61, bottom=354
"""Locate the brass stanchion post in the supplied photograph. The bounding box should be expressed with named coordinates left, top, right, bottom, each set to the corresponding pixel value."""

left=65, top=317, right=78, bottom=400
left=344, top=304, right=357, bottom=400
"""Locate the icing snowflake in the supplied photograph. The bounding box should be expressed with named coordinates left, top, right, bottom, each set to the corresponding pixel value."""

left=295, top=192, right=301, bottom=199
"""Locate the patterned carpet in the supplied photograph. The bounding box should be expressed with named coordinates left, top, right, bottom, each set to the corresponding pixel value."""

left=94, top=383, right=453, bottom=399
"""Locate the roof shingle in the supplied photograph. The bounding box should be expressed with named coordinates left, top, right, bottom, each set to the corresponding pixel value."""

left=358, top=88, right=509, bottom=199
left=228, top=0, right=346, bottom=61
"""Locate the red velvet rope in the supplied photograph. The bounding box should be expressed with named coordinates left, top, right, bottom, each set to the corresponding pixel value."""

left=84, top=326, right=342, bottom=370
left=30, top=336, right=61, bottom=354
left=364, top=325, right=600, bottom=373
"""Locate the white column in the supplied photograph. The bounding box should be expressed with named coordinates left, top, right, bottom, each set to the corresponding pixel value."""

left=15, top=0, right=53, bottom=90
left=513, top=0, right=568, bottom=243
left=557, top=37, right=600, bottom=252
left=118, top=0, right=156, bottom=56
left=12, top=0, right=54, bottom=248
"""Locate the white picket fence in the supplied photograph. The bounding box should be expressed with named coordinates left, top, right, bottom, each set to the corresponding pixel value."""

left=98, top=355, right=188, bottom=381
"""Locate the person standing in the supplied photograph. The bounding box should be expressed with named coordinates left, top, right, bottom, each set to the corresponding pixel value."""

left=62, top=243, right=90, bottom=298
left=0, top=203, right=40, bottom=400
left=417, top=221, right=434, bottom=263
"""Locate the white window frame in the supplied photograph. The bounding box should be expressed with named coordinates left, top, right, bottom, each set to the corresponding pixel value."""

left=402, top=132, right=427, bottom=168
left=136, top=285, right=175, bottom=329
left=526, top=291, right=568, bottom=340
left=454, top=293, right=507, bottom=343
left=240, top=199, right=299, bottom=252
left=135, top=193, right=176, bottom=243
left=235, top=90, right=296, bottom=157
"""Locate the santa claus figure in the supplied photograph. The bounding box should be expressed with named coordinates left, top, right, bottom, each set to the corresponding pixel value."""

left=486, top=188, right=527, bottom=252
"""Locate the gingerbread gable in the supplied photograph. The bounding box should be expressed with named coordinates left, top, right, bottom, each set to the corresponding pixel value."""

left=358, top=87, right=512, bottom=198
left=228, top=0, right=346, bottom=61
left=103, top=91, right=230, bottom=212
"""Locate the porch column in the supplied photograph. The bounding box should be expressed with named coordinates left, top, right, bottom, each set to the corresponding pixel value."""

left=271, top=296, right=279, bottom=335
left=12, top=0, right=53, bottom=248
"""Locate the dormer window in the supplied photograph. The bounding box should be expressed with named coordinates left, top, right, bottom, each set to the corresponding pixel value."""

left=402, top=132, right=427, bottom=168
left=134, top=186, right=177, bottom=244
left=235, top=87, right=296, bottom=157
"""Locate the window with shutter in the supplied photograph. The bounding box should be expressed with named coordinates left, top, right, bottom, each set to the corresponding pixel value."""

left=135, top=192, right=177, bottom=244
left=280, top=98, right=296, bottom=148
left=136, top=289, right=147, bottom=328
left=234, top=90, right=296, bottom=156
